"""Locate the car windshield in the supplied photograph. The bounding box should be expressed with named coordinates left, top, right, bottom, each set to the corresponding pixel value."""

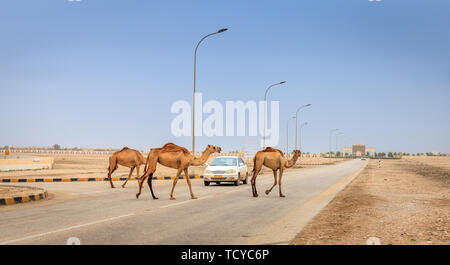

left=209, top=157, right=237, bottom=166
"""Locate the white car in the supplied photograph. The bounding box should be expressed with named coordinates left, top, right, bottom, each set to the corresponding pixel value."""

left=203, top=156, right=249, bottom=186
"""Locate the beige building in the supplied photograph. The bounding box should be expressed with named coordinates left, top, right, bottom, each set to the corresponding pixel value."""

left=343, top=143, right=375, bottom=157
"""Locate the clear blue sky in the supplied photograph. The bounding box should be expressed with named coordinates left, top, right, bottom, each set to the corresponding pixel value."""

left=1, top=0, right=449, bottom=154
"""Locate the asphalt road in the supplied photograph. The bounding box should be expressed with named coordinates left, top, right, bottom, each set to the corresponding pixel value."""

left=0, top=159, right=367, bottom=245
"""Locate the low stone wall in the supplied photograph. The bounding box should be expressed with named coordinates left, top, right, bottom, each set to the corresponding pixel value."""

left=0, top=157, right=54, bottom=172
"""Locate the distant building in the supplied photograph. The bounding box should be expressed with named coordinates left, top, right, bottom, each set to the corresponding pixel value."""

left=343, top=143, right=375, bottom=157
left=243, top=137, right=259, bottom=158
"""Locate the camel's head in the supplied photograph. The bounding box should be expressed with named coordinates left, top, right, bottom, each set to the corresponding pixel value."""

left=292, top=150, right=301, bottom=157
left=206, top=144, right=222, bottom=153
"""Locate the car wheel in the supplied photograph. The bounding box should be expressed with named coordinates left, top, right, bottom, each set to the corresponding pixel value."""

left=204, top=181, right=210, bottom=186
left=243, top=172, right=248, bottom=184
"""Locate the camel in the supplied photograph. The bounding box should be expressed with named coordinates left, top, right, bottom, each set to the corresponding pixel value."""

left=107, top=147, right=146, bottom=188
left=250, top=147, right=301, bottom=197
left=136, top=143, right=222, bottom=200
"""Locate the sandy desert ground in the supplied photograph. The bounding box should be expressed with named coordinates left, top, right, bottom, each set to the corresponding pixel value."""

left=0, top=185, right=42, bottom=197
left=0, top=152, right=349, bottom=180
left=293, top=156, right=450, bottom=245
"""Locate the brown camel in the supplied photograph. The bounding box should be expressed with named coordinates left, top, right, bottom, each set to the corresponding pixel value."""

left=250, top=147, right=301, bottom=197
left=136, top=143, right=221, bottom=200
left=107, top=147, right=146, bottom=188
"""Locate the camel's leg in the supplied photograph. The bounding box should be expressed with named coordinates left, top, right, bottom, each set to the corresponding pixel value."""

left=147, top=173, right=158, bottom=199
left=136, top=168, right=155, bottom=199
left=107, top=158, right=118, bottom=188
left=169, top=168, right=183, bottom=200
left=121, top=167, right=135, bottom=188
left=136, top=151, right=157, bottom=199
left=136, top=175, right=147, bottom=199
left=184, top=168, right=197, bottom=199
left=278, top=168, right=285, bottom=197
left=135, top=165, right=140, bottom=187
left=250, top=167, right=261, bottom=197
left=265, top=169, right=278, bottom=195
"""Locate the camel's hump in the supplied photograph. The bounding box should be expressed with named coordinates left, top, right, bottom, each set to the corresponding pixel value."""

left=160, top=143, right=190, bottom=154
left=115, top=146, right=130, bottom=152
left=111, top=146, right=131, bottom=155
left=261, top=147, right=284, bottom=154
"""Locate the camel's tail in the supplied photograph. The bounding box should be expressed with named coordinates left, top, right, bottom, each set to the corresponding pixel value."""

left=252, top=156, right=256, bottom=173
left=107, top=155, right=117, bottom=173
left=143, top=153, right=151, bottom=177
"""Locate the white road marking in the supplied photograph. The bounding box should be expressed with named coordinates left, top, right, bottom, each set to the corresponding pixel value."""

left=159, top=195, right=213, bottom=209
left=159, top=200, right=192, bottom=208
left=0, top=213, right=135, bottom=245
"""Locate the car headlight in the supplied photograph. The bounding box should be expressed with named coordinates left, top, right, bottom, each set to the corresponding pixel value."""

left=226, top=169, right=236, bottom=173
left=204, top=169, right=212, bottom=173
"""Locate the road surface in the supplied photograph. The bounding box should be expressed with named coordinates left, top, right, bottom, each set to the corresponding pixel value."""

left=0, top=159, right=367, bottom=245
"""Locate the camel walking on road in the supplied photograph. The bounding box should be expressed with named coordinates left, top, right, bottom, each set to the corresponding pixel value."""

left=251, top=147, right=301, bottom=197
left=136, top=143, right=221, bottom=200
left=107, top=147, right=146, bottom=188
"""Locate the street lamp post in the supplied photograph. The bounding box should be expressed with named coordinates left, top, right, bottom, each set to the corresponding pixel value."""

left=329, top=128, right=339, bottom=158
left=286, top=116, right=296, bottom=157
left=299, top=122, right=308, bottom=151
left=192, top=28, right=228, bottom=154
left=335, top=132, right=344, bottom=157
left=263, top=81, right=286, bottom=148
left=295, top=104, right=311, bottom=150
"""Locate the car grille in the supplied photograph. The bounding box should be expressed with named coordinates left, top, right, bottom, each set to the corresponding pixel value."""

left=212, top=170, right=226, bottom=174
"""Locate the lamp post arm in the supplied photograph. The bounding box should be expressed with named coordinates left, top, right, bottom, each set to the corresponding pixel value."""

left=194, top=32, right=219, bottom=93
left=263, top=81, right=285, bottom=147
left=264, top=83, right=277, bottom=101
left=192, top=29, right=227, bottom=153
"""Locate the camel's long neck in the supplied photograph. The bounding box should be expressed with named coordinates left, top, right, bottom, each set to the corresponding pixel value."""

left=191, top=150, right=212, bottom=166
left=286, top=154, right=300, bottom=168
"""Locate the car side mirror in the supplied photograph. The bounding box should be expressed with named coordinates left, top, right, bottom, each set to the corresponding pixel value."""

left=204, top=163, right=209, bottom=167
left=239, top=163, right=244, bottom=166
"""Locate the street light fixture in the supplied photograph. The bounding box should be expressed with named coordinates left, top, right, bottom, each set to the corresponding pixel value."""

left=295, top=104, right=311, bottom=150
left=329, top=128, right=339, bottom=158
left=263, top=81, right=286, bottom=147
left=192, top=28, right=228, bottom=153
left=286, top=116, right=296, bottom=157
left=299, top=122, right=308, bottom=151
